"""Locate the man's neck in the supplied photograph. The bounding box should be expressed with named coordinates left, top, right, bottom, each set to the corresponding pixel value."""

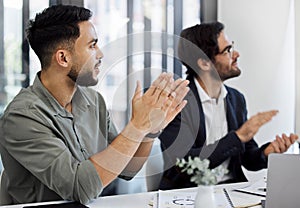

left=196, top=76, right=223, bottom=99
left=40, top=69, right=77, bottom=112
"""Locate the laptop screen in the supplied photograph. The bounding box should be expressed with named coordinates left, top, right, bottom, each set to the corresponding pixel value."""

left=265, top=153, right=300, bottom=208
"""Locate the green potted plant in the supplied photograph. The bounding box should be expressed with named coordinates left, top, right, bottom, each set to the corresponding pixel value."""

left=176, top=156, right=228, bottom=208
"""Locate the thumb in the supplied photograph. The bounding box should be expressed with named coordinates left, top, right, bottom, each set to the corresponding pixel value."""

left=133, top=80, right=142, bottom=100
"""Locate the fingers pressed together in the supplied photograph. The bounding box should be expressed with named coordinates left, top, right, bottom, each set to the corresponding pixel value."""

left=131, top=72, right=190, bottom=134
left=145, top=72, right=189, bottom=112
left=271, top=133, right=299, bottom=153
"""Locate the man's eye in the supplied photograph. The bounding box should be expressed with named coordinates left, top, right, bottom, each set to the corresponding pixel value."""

left=227, top=46, right=233, bottom=53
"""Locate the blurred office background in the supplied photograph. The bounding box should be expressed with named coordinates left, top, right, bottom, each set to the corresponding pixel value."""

left=0, top=0, right=299, bottom=193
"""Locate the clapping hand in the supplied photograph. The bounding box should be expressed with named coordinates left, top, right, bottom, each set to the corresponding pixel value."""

left=264, top=133, right=299, bottom=155
left=235, top=109, right=299, bottom=156
left=130, top=73, right=189, bottom=135
left=236, top=110, right=278, bottom=142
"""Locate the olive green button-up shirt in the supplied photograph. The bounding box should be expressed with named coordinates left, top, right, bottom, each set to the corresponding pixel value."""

left=0, top=73, right=118, bottom=205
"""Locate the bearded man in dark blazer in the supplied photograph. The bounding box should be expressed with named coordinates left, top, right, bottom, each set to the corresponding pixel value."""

left=158, top=22, right=298, bottom=190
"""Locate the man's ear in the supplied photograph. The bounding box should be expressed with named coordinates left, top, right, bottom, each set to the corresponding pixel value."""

left=197, top=58, right=211, bottom=71
left=55, top=50, right=70, bottom=67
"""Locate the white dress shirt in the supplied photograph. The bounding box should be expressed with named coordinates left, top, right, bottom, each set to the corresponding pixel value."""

left=194, top=78, right=232, bottom=182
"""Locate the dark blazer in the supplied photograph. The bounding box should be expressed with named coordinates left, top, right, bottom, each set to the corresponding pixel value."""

left=159, top=75, right=269, bottom=190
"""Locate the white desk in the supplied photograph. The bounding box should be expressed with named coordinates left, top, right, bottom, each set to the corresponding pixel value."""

left=89, top=182, right=264, bottom=208
left=0, top=182, right=264, bottom=208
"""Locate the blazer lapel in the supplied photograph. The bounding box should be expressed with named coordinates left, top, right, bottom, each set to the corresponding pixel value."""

left=187, top=76, right=206, bottom=147
left=225, top=90, right=239, bottom=131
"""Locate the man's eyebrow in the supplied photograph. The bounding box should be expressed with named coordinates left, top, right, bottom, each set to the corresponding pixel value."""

left=88, top=38, right=98, bottom=44
left=220, top=44, right=232, bottom=53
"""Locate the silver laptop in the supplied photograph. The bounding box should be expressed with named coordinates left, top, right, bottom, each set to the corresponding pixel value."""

left=265, top=153, right=300, bottom=208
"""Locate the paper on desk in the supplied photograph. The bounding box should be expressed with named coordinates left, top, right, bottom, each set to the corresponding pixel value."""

left=157, top=190, right=196, bottom=208
left=222, top=179, right=266, bottom=208
left=233, top=179, right=266, bottom=197
left=226, top=190, right=263, bottom=208
left=150, top=188, right=232, bottom=208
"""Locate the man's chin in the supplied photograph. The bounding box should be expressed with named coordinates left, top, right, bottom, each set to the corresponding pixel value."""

left=231, top=66, right=241, bottom=76
left=221, top=69, right=241, bottom=81
left=235, top=68, right=241, bottom=76
left=76, top=77, right=98, bottom=87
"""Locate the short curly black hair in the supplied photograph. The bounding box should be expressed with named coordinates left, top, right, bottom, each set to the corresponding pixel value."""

left=26, top=5, right=92, bottom=69
left=178, top=22, right=224, bottom=78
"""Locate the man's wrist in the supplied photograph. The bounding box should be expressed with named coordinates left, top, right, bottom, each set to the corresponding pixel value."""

left=145, top=130, right=162, bottom=139
left=121, top=122, right=147, bottom=142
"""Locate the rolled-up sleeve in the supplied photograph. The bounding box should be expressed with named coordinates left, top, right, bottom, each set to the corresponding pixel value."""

left=75, top=160, right=103, bottom=204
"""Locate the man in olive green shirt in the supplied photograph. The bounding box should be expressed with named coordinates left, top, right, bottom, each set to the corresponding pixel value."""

left=0, top=5, right=189, bottom=205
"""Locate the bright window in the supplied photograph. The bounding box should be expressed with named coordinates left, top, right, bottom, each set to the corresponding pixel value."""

left=84, top=0, right=200, bottom=131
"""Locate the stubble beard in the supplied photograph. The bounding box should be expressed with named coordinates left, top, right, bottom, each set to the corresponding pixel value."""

left=67, top=66, right=98, bottom=87
left=214, top=61, right=241, bottom=82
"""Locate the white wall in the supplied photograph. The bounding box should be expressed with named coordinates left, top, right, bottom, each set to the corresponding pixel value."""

left=295, top=0, right=300, bottom=136
left=218, top=0, right=296, bottom=147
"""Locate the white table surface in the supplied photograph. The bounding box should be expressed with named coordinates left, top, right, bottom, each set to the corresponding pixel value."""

left=0, top=182, right=265, bottom=208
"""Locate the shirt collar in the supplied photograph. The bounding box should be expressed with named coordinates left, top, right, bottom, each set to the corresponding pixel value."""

left=194, top=77, right=228, bottom=103
left=32, top=72, right=91, bottom=116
